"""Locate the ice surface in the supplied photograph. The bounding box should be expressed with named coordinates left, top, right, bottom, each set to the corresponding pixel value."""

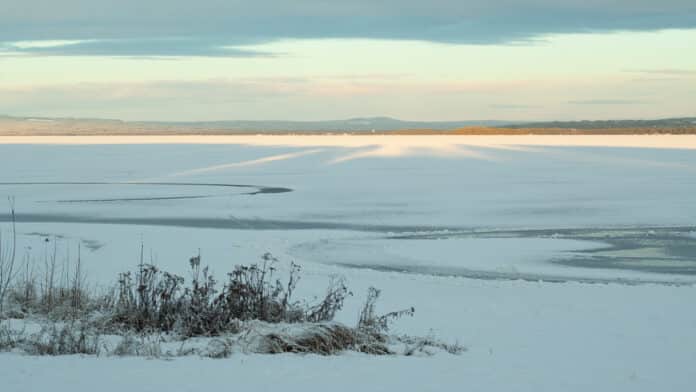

left=0, top=135, right=695, bottom=391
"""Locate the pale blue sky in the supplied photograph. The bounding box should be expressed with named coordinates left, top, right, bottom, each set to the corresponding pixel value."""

left=1, top=1, right=695, bottom=121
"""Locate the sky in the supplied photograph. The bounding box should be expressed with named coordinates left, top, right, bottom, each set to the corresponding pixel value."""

left=1, top=0, right=695, bottom=121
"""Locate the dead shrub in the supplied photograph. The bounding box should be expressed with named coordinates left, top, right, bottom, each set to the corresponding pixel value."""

left=0, top=323, right=24, bottom=351
left=112, top=263, right=185, bottom=332
left=358, top=287, right=414, bottom=336
left=110, top=332, right=166, bottom=358
left=202, top=338, right=235, bottom=359
left=21, top=322, right=101, bottom=356
left=110, top=253, right=352, bottom=337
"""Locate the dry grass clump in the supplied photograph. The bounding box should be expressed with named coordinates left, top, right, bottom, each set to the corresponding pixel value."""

left=0, top=323, right=23, bottom=351
left=1, top=284, right=462, bottom=357
left=110, top=333, right=166, bottom=358
left=256, top=323, right=389, bottom=356
left=200, top=337, right=235, bottom=359
left=110, top=253, right=349, bottom=337
left=0, top=321, right=101, bottom=356
left=248, top=287, right=421, bottom=356
left=0, top=199, right=18, bottom=315
left=398, top=335, right=467, bottom=356
left=358, top=287, right=414, bottom=335
left=5, top=235, right=105, bottom=322
left=1, top=242, right=462, bottom=358
left=26, top=322, right=101, bottom=356
left=260, top=324, right=355, bottom=355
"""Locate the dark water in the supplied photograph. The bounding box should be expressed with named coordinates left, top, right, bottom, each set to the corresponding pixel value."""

left=388, top=226, right=696, bottom=280
left=0, top=182, right=293, bottom=202
left=336, top=263, right=694, bottom=286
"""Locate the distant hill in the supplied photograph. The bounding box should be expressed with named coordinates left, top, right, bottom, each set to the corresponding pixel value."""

left=505, top=117, right=696, bottom=129
left=134, top=117, right=513, bottom=132
left=0, top=115, right=512, bottom=134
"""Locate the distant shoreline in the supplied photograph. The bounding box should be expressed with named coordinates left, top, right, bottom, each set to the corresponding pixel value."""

left=2, top=127, right=696, bottom=137
left=2, top=116, right=696, bottom=136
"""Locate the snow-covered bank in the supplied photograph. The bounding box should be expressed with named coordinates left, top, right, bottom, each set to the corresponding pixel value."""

left=2, top=270, right=694, bottom=392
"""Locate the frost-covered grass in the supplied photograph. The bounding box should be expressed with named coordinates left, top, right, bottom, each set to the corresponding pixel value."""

left=0, top=251, right=461, bottom=358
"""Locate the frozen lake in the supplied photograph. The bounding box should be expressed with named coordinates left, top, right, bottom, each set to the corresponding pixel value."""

left=2, top=135, right=696, bottom=392
left=1, top=135, right=695, bottom=285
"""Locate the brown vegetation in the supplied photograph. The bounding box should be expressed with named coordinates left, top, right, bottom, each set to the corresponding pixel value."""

left=0, top=248, right=463, bottom=357
left=390, top=126, right=696, bottom=135
left=1, top=117, right=695, bottom=136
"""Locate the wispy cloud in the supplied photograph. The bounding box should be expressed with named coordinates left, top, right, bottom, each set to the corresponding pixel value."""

left=0, top=38, right=274, bottom=58
left=624, top=68, right=696, bottom=76
left=567, top=99, right=649, bottom=105
left=0, top=78, right=529, bottom=104
left=0, top=79, right=311, bottom=104
left=0, top=77, right=691, bottom=121
left=489, top=104, right=541, bottom=110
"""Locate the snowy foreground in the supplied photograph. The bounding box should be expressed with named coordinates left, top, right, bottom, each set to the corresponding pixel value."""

left=1, top=135, right=696, bottom=391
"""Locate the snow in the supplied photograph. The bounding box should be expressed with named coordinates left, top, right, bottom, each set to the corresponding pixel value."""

left=1, top=277, right=694, bottom=391
left=1, top=135, right=695, bottom=391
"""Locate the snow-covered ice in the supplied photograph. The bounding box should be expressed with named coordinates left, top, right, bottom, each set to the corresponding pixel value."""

left=1, top=135, right=695, bottom=391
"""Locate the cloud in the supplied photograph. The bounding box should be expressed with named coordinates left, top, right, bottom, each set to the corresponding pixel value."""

left=624, top=68, right=696, bottom=76
left=1, top=77, right=692, bottom=121
left=489, top=104, right=541, bottom=109
left=0, top=78, right=527, bottom=107
left=1, top=1, right=695, bottom=56
left=1, top=38, right=274, bottom=57
left=0, top=79, right=312, bottom=107
left=567, top=99, right=650, bottom=105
